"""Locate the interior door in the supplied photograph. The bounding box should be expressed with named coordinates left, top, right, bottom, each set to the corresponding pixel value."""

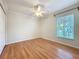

left=0, top=6, right=5, bottom=54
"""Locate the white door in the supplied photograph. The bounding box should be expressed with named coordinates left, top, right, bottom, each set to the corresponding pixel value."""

left=0, top=6, right=5, bottom=54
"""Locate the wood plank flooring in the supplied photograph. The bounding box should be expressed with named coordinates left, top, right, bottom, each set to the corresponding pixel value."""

left=0, top=38, right=79, bottom=59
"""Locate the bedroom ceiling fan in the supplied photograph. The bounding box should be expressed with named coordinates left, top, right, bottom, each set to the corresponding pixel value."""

left=32, top=4, right=52, bottom=19
left=33, top=4, right=45, bottom=17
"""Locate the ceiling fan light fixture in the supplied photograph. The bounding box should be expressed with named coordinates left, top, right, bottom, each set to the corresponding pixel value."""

left=35, top=11, right=43, bottom=17
left=33, top=4, right=45, bottom=17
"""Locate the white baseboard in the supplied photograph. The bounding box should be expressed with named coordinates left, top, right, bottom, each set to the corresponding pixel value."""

left=6, top=36, right=40, bottom=45
left=0, top=44, right=5, bottom=55
left=42, top=36, right=79, bottom=49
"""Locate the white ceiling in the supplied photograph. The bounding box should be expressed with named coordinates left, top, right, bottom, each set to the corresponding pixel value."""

left=6, top=0, right=79, bottom=15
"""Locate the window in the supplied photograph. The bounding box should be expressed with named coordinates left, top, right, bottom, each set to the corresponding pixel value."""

left=57, top=14, right=74, bottom=39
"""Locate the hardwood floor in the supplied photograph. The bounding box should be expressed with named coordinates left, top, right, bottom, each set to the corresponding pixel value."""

left=0, top=38, right=79, bottom=59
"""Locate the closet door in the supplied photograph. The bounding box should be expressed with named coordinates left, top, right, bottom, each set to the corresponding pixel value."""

left=0, top=6, right=5, bottom=54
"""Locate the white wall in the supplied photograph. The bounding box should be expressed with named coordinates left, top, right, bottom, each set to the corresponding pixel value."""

left=6, top=11, right=41, bottom=44
left=42, top=9, right=79, bottom=49
left=0, top=6, right=6, bottom=54
left=0, top=0, right=7, bottom=55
